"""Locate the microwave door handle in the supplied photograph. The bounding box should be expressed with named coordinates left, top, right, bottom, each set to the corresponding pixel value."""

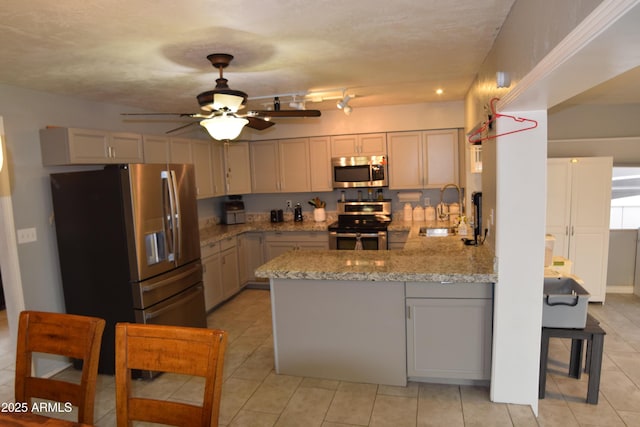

left=170, top=170, right=182, bottom=261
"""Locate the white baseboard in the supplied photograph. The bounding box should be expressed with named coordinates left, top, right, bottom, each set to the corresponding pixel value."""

left=606, top=285, right=634, bottom=294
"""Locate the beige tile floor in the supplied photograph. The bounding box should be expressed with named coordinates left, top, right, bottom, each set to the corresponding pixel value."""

left=1, top=290, right=640, bottom=426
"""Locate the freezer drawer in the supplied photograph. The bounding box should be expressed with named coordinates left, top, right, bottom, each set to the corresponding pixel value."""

left=134, top=283, right=207, bottom=328
left=131, top=261, right=202, bottom=309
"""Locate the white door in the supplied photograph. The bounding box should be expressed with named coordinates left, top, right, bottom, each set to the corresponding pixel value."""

left=546, top=159, right=572, bottom=257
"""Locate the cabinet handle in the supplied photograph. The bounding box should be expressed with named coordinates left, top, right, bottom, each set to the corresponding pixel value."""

left=565, top=226, right=569, bottom=236
left=571, top=226, right=574, bottom=236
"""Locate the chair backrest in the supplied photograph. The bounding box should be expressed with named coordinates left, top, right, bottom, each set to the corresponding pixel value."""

left=15, top=310, right=106, bottom=424
left=115, top=323, right=228, bottom=427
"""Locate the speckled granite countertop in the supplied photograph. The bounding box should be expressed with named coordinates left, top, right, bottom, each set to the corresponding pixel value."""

left=199, top=219, right=496, bottom=283
left=199, top=220, right=331, bottom=246
left=254, top=224, right=497, bottom=283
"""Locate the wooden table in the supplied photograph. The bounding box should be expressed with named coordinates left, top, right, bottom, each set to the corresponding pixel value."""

left=0, top=412, right=92, bottom=426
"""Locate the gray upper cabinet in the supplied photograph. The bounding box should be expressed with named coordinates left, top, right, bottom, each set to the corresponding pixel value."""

left=40, top=127, right=144, bottom=165
left=388, top=129, right=459, bottom=189
left=250, top=138, right=312, bottom=193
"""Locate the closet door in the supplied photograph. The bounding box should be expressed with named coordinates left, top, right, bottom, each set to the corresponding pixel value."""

left=568, top=157, right=612, bottom=301
left=546, top=159, right=572, bottom=257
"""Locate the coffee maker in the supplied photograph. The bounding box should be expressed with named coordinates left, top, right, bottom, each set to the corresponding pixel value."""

left=463, top=191, right=482, bottom=245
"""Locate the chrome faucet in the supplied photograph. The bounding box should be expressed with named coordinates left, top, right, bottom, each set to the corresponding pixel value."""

left=438, top=183, right=463, bottom=220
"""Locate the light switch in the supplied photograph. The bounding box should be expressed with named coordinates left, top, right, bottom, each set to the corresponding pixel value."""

left=17, top=227, right=37, bottom=244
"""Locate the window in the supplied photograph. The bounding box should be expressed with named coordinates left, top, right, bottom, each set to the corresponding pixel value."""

left=610, top=167, right=640, bottom=229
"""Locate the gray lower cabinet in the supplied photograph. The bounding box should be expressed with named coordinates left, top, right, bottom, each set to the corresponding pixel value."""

left=406, top=282, right=493, bottom=382
left=201, top=236, right=241, bottom=311
left=388, top=230, right=409, bottom=250
left=238, top=232, right=265, bottom=285
left=264, top=231, right=329, bottom=261
left=201, top=242, right=223, bottom=311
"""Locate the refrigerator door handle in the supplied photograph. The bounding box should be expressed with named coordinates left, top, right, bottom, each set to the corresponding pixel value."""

left=140, top=262, right=200, bottom=293
left=170, top=169, right=182, bottom=262
left=161, top=170, right=177, bottom=263
left=142, top=284, right=203, bottom=321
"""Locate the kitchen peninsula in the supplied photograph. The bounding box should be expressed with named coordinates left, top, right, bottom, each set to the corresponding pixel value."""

left=254, top=224, right=496, bottom=387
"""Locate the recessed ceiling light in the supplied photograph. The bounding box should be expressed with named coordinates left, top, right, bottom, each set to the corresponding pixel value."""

left=436, top=88, right=444, bottom=95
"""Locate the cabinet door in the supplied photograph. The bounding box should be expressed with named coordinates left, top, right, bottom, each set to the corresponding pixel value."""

left=191, top=140, right=214, bottom=199
left=264, top=241, right=298, bottom=262
left=68, top=128, right=110, bottom=163
left=309, top=137, right=333, bottom=191
left=388, top=131, right=424, bottom=189
left=250, top=140, right=280, bottom=193
left=169, top=138, right=193, bottom=164
left=359, top=133, right=387, bottom=155
left=330, top=135, right=358, bottom=157
left=143, top=135, right=170, bottom=164
left=225, top=142, right=252, bottom=194
left=388, top=231, right=409, bottom=250
left=424, top=129, right=458, bottom=187
left=546, top=159, right=572, bottom=257
left=407, top=297, right=492, bottom=380
left=202, top=248, right=223, bottom=311
left=279, top=138, right=311, bottom=192
left=568, top=157, right=612, bottom=301
left=210, top=142, right=226, bottom=196
left=238, top=232, right=265, bottom=284
left=220, top=245, right=240, bottom=299
left=108, top=132, right=144, bottom=163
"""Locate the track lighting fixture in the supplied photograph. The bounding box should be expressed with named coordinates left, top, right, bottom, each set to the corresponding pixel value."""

left=289, top=96, right=306, bottom=110
left=337, top=92, right=354, bottom=115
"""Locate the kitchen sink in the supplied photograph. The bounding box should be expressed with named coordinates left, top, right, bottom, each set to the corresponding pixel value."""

left=418, top=226, right=456, bottom=237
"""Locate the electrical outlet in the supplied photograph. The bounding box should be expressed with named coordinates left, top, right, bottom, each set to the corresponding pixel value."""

left=17, top=227, right=37, bottom=244
left=286, top=200, right=292, bottom=209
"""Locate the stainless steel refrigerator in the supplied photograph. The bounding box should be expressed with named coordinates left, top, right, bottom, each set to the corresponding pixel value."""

left=50, top=163, right=206, bottom=374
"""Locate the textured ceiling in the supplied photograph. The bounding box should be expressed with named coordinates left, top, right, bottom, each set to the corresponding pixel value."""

left=0, top=0, right=517, bottom=114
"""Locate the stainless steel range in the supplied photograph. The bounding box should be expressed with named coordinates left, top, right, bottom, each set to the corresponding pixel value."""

left=328, top=200, right=391, bottom=250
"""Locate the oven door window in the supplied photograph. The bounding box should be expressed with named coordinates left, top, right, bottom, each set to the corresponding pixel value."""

left=335, top=235, right=380, bottom=250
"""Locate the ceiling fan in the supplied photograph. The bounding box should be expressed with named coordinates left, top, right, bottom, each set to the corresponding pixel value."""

left=122, top=53, right=321, bottom=141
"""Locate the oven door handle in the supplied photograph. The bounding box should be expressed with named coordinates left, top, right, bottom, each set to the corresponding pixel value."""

left=330, top=231, right=383, bottom=238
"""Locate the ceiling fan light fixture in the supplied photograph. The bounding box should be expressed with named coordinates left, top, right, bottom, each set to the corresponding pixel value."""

left=200, top=114, right=248, bottom=141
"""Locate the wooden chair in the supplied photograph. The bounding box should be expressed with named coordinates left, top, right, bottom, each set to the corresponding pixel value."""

left=115, top=323, right=228, bottom=427
left=15, top=310, right=106, bottom=424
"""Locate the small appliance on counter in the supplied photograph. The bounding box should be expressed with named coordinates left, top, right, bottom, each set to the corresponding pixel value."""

left=270, top=209, right=284, bottom=223
left=223, top=196, right=246, bottom=225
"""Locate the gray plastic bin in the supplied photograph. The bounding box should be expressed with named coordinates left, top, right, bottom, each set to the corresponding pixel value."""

left=542, top=277, right=590, bottom=328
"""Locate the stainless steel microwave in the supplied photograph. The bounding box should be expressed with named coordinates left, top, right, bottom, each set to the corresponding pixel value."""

left=332, top=155, right=388, bottom=188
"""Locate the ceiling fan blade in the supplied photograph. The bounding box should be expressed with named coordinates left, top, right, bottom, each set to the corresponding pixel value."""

left=245, top=116, right=276, bottom=130
left=249, top=109, right=321, bottom=118
left=121, top=112, right=195, bottom=117
left=165, top=121, right=200, bottom=134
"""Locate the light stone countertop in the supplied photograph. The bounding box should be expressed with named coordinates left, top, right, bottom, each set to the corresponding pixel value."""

left=199, top=219, right=331, bottom=246
left=255, top=223, right=497, bottom=283
left=199, top=219, right=497, bottom=283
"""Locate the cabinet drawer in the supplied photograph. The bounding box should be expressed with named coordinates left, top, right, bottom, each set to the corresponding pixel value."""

left=201, top=241, right=220, bottom=258
left=264, top=231, right=328, bottom=243
left=219, top=236, right=236, bottom=251
left=406, top=282, right=492, bottom=299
